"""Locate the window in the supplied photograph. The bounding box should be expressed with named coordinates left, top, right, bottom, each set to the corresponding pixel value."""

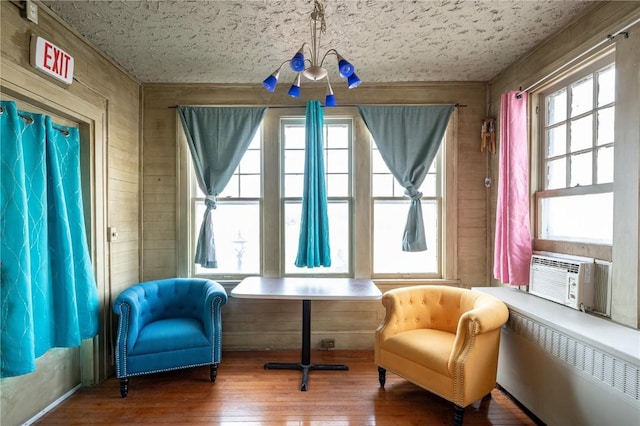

left=182, top=107, right=452, bottom=280
left=191, top=130, right=262, bottom=276
left=371, top=142, right=442, bottom=275
left=536, top=56, right=615, bottom=245
left=282, top=118, right=352, bottom=275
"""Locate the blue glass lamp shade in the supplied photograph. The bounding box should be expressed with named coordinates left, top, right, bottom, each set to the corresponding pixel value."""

left=325, top=93, right=337, bottom=107
left=290, top=51, right=306, bottom=72
left=347, top=72, right=361, bottom=89
left=288, top=85, right=301, bottom=98
left=288, top=74, right=302, bottom=98
left=263, top=74, right=279, bottom=92
left=337, top=57, right=354, bottom=78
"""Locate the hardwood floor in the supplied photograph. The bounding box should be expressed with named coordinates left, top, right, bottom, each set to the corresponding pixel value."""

left=36, top=351, right=540, bottom=425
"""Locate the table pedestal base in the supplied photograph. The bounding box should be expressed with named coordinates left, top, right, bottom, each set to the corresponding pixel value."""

left=264, top=299, right=349, bottom=391
left=264, top=362, right=349, bottom=391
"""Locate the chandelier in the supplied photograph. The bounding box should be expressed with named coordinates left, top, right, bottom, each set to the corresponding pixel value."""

left=262, top=0, right=361, bottom=106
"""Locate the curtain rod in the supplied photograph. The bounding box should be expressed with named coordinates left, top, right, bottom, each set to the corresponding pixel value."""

left=168, top=103, right=466, bottom=109
left=0, top=105, right=71, bottom=136
left=518, top=16, right=640, bottom=95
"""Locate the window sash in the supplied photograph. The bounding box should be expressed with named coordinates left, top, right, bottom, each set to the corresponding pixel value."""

left=535, top=52, right=614, bottom=246
left=281, top=117, right=353, bottom=276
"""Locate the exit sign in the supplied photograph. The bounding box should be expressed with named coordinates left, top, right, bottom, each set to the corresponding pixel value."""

left=30, top=35, right=74, bottom=85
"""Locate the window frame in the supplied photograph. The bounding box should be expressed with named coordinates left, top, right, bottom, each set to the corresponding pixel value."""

left=177, top=106, right=458, bottom=282
left=370, top=142, right=444, bottom=278
left=532, top=50, right=615, bottom=255
left=280, top=116, right=354, bottom=277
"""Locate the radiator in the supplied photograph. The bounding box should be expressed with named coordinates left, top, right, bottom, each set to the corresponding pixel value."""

left=474, top=287, right=640, bottom=426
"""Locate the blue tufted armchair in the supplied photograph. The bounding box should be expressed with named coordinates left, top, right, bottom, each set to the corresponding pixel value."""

left=113, top=278, right=227, bottom=397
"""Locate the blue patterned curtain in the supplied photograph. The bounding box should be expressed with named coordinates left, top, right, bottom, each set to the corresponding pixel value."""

left=0, top=100, right=99, bottom=378
left=357, top=105, right=454, bottom=252
left=177, top=106, right=267, bottom=268
left=295, top=100, right=331, bottom=268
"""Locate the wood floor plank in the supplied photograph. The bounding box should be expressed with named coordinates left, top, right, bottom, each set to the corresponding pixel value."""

left=35, top=351, right=540, bottom=425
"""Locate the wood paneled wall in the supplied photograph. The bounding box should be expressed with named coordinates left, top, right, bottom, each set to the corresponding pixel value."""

left=1, top=3, right=140, bottom=424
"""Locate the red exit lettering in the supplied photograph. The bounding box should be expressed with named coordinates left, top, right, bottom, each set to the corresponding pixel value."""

left=43, top=41, right=71, bottom=79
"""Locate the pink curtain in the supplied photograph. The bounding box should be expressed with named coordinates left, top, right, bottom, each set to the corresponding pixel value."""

left=494, top=91, right=532, bottom=286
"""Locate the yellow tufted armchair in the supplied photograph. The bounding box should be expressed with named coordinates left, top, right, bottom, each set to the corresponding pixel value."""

left=375, top=285, right=509, bottom=426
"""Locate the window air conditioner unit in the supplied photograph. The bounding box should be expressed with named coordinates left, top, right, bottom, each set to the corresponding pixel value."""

left=529, top=253, right=595, bottom=311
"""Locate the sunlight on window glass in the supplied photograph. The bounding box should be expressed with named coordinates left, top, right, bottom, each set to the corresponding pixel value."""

left=373, top=200, right=438, bottom=274
left=546, top=158, right=566, bottom=190
left=194, top=201, right=261, bottom=275
left=597, top=66, right=615, bottom=106
left=284, top=201, right=350, bottom=274
left=541, top=193, right=612, bottom=244
left=326, top=124, right=349, bottom=148
left=570, top=76, right=593, bottom=117
left=216, top=130, right=261, bottom=198
left=570, top=152, right=592, bottom=187
left=547, top=89, right=567, bottom=126
left=569, top=115, right=593, bottom=152
left=240, top=150, right=261, bottom=174
left=546, top=125, right=566, bottom=158
left=597, top=107, right=615, bottom=145
left=597, top=146, right=614, bottom=183
left=284, top=125, right=306, bottom=149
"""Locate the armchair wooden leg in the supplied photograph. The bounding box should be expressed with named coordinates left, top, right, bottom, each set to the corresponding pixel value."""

left=377, top=366, right=386, bottom=388
left=210, top=363, right=218, bottom=382
left=119, top=378, right=129, bottom=398
left=453, top=404, right=464, bottom=426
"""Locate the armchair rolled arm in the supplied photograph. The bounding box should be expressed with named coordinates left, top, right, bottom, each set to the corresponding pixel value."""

left=113, top=287, right=146, bottom=353
left=202, top=280, right=228, bottom=340
left=448, top=294, right=508, bottom=372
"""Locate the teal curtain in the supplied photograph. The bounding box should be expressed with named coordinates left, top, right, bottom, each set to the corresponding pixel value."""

left=295, top=100, right=331, bottom=268
left=177, top=106, right=267, bottom=268
left=0, top=100, right=99, bottom=378
left=357, top=105, right=454, bottom=251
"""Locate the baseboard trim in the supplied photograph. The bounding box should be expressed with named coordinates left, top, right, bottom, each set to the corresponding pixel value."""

left=23, top=384, right=81, bottom=426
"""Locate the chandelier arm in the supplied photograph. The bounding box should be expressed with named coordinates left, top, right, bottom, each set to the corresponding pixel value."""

left=319, top=48, right=339, bottom=68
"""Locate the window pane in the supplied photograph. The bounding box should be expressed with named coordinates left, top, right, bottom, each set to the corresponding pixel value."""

left=570, top=152, right=592, bottom=187
left=194, top=201, right=260, bottom=275
left=373, top=200, right=438, bottom=274
left=284, top=201, right=350, bottom=274
left=546, top=158, right=566, bottom=190
left=569, top=115, right=593, bottom=152
left=285, top=149, right=305, bottom=174
left=326, top=149, right=348, bottom=173
left=326, top=174, right=349, bottom=197
left=220, top=175, right=239, bottom=198
left=570, top=76, right=593, bottom=117
left=597, top=65, right=615, bottom=107
left=597, top=146, right=614, bottom=184
left=372, top=174, right=394, bottom=196
left=326, top=125, right=349, bottom=148
left=284, top=125, right=305, bottom=149
left=393, top=180, right=406, bottom=197
left=546, top=125, right=566, bottom=158
left=240, top=175, right=261, bottom=197
left=597, top=107, right=615, bottom=146
left=284, top=174, right=304, bottom=197
left=371, top=149, right=388, bottom=174
left=540, top=193, right=612, bottom=244
left=240, top=149, right=261, bottom=174
left=547, top=89, right=567, bottom=126
left=422, top=174, right=437, bottom=197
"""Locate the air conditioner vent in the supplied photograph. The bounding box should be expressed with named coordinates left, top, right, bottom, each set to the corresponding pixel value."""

left=531, top=256, right=580, bottom=274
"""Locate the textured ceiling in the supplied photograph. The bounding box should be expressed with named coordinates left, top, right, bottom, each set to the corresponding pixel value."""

left=41, top=0, right=595, bottom=84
